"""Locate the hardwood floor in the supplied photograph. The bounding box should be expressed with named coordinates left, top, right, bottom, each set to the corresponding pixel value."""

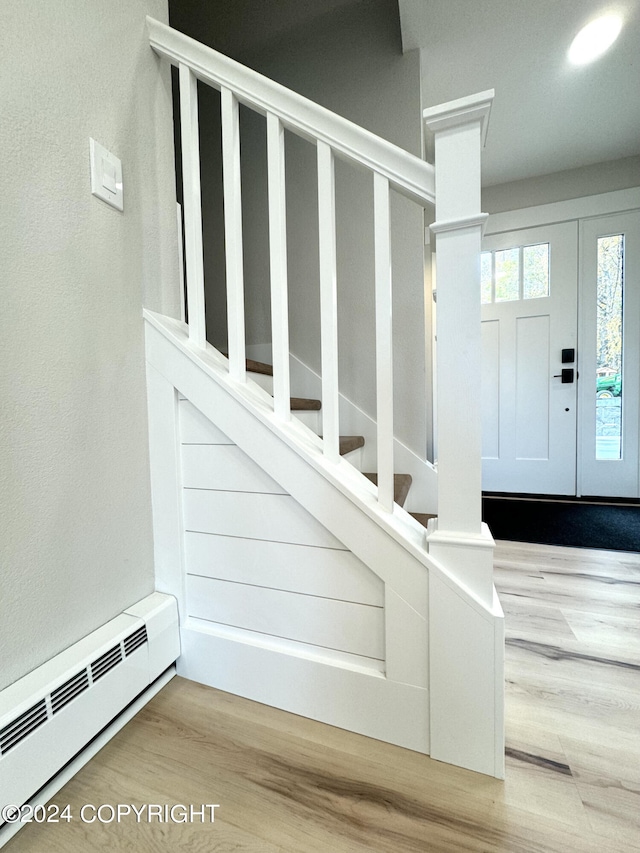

left=5, top=541, right=640, bottom=852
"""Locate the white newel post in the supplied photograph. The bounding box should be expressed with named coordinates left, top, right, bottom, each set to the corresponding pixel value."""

left=423, top=91, right=495, bottom=608
left=424, top=91, right=504, bottom=779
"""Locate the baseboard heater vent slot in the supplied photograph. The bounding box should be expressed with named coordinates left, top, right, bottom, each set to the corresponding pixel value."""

left=0, top=700, right=48, bottom=757
left=51, top=670, right=90, bottom=715
left=124, top=625, right=148, bottom=656
left=90, top=644, right=123, bottom=682
left=0, top=591, right=179, bottom=829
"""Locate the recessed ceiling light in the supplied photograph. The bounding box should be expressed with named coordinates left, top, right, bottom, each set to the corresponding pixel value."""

left=568, top=14, right=623, bottom=64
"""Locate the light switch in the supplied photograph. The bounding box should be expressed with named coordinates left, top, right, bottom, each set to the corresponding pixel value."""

left=90, top=138, right=123, bottom=211
left=102, top=158, right=117, bottom=193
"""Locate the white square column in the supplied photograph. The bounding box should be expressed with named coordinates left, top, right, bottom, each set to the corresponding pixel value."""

left=424, top=91, right=495, bottom=607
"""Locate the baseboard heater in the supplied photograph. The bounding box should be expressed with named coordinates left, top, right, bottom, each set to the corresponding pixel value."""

left=0, top=592, right=179, bottom=823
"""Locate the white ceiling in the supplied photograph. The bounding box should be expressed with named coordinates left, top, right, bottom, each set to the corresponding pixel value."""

left=399, top=0, right=640, bottom=186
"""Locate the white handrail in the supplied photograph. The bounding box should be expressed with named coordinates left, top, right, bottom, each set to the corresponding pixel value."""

left=147, top=17, right=435, bottom=207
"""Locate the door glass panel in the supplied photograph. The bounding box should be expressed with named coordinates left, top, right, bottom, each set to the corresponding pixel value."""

left=523, top=243, right=550, bottom=299
left=595, top=234, right=624, bottom=460
left=495, top=248, right=519, bottom=301
left=481, top=252, right=492, bottom=304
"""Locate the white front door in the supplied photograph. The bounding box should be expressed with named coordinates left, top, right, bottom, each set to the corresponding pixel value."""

left=481, top=222, right=578, bottom=494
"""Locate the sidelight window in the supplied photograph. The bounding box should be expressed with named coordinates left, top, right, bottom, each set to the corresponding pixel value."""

left=595, top=234, right=624, bottom=460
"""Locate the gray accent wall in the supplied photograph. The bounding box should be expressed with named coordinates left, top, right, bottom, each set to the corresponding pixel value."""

left=0, top=0, right=178, bottom=691
left=483, top=156, right=640, bottom=214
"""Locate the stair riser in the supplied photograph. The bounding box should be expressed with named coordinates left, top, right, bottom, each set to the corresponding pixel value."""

left=295, top=410, right=321, bottom=433
left=249, top=372, right=273, bottom=395
left=341, top=447, right=363, bottom=472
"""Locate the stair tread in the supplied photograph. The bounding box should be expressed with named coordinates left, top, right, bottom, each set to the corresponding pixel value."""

left=245, top=358, right=273, bottom=376
left=317, top=435, right=365, bottom=455
left=410, top=513, right=437, bottom=528
left=219, top=354, right=318, bottom=409
left=339, top=435, right=365, bottom=455
left=219, top=355, right=319, bottom=410
left=221, top=354, right=274, bottom=376
left=363, top=473, right=412, bottom=508
left=216, top=354, right=432, bottom=518
left=291, top=397, right=322, bottom=411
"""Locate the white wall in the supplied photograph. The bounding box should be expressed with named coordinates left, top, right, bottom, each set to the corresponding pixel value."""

left=0, top=0, right=178, bottom=691
left=172, top=0, right=428, bottom=455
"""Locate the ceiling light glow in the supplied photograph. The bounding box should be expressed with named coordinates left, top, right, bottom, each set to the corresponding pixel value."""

left=568, top=15, right=623, bottom=64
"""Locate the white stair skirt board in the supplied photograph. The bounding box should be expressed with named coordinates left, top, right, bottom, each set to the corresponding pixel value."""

left=145, top=314, right=505, bottom=777
left=0, top=593, right=180, bottom=842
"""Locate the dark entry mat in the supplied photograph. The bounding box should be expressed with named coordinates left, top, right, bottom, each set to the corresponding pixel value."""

left=482, top=497, right=640, bottom=552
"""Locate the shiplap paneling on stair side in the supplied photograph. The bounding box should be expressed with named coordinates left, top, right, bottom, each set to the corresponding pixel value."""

left=182, top=444, right=287, bottom=494
left=183, top=489, right=345, bottom=548
left=179, top=398, right=234, bottom=444
left=185, top=532, right=383, bottom=605
left=187, top=575, right=384, bottom=660
left=178, top=399, right=385, bottom=670
left=146, top=326, right=431, bottom=757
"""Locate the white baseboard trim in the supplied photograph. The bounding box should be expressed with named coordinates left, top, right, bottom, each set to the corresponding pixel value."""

left=179, top=625, right=429, bottom=754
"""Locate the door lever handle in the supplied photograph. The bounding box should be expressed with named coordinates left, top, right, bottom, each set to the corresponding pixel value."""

left=553, top=368, right=574, bottom=383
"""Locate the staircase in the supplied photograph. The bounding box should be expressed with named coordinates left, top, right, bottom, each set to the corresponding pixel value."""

left=144, top=18, right=504, bottom=779
left=237, top=355, right=431, bottom=520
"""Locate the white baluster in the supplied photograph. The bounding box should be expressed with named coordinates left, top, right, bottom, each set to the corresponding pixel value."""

left=221, top=87, right=246, bottom=382
left=317, top=141, right=340, bottom=462
left=178, top=63, right=206, bottom=349
left=176, top=202, right=185, bottom=323
left=267, top=112, right=291, bottom=420
left=374, top=172, right=394, bottom=512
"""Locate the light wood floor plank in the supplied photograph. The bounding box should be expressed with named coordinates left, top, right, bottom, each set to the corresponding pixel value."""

left=5, top=540, right=640, bottom=852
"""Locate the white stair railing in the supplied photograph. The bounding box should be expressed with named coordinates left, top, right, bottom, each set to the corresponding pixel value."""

left=148, top=16, right=435, bottom=515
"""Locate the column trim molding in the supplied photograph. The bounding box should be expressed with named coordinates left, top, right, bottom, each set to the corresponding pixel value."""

left=430, top=212, right=490, bottom=235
